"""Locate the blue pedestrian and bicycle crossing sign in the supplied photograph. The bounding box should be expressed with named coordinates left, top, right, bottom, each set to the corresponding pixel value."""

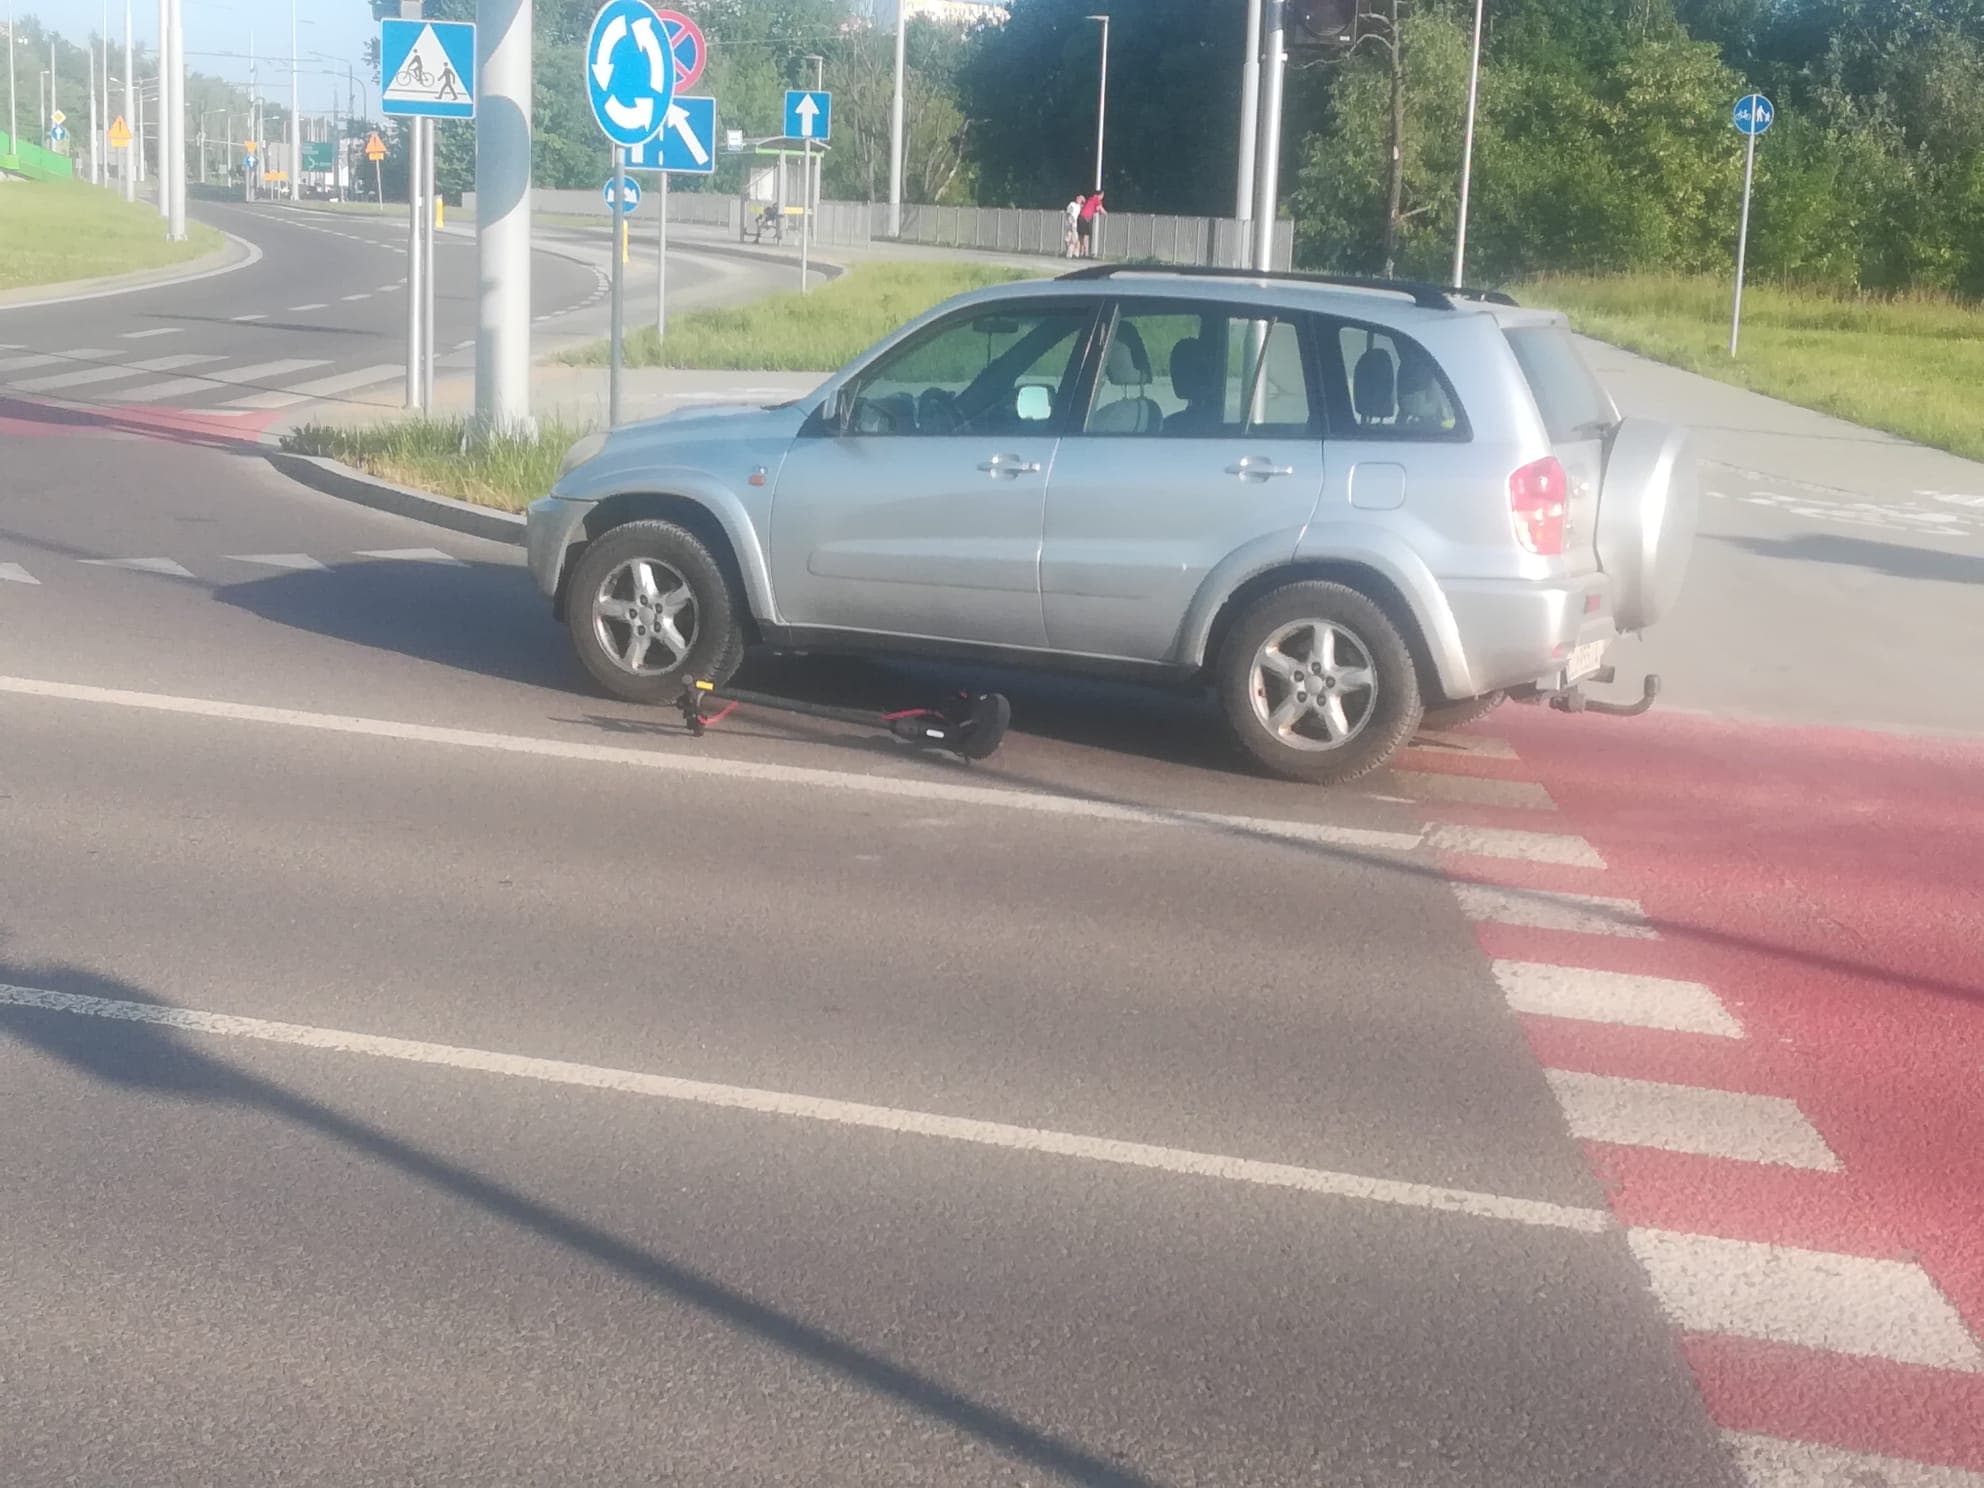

left=587, top=0, right=676, bottom=147
left=603, top=174, right=643, bottom=214
left=1732, top=93, right=1774, bottom=136
left=785, top=89, right=831, bottom=142
left=381, top=18, right=476, bottom=120
left=622, top=96, right=717, bottom=175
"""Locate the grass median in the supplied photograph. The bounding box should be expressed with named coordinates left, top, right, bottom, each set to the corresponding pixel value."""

left=0, top=180, right=224, bottom=292
left=282, top=418, right=587, bottom=514
left=1523, top=273, right=1984, bottom=463
left=562, top=260, right=1037, bottom=372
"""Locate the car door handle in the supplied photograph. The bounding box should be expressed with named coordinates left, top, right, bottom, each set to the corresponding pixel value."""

left=1228, top=456, right=1296, bottom=481
left=979, top=453, right=1043, bottom=478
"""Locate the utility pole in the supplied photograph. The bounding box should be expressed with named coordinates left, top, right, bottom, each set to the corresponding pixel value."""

left=124, top=0, right=135, bottom=200
left=288, top=0, right=299, bottom=201
left=1236, top=0, right=1262, bottom=229
left=6, top=0, right=16, bottom=166
left=166, top=0, right=184, bottom=238
left=1086, top=13, right=1108, bottom=193
left=154, top=0, right=168, bottom=217
left=476, top=0, right=534, bottom=439
left=1251, top=0, right=1286, bottom=271
left=886, top=0, right=905, bottom=238
left=90, top=43, right=100, bottom=182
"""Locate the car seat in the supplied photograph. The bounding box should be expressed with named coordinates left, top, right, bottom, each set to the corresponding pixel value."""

left=1088, top=323, right=1165, bottom=435
left=1165, top=337, right=1225, bottom=434
left=1352, top=348, right=1397, bottom=426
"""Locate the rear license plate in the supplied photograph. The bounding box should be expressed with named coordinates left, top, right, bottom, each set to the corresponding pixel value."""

left=1566, top=640, right=1609, bottom=682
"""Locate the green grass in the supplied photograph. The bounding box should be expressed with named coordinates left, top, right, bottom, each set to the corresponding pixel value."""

left=563, top=260, right=1039, bottom=372
left=1521, top=273, right=1984, bottom=463
left=0, top=180, right=223, bottom=291
left=282, top=417, right=587, bottom=514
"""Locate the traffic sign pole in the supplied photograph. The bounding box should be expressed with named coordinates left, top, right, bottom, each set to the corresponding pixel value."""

left=476, top=0, right=534, bottom=441
left=422, top=117, right=437, bottom=409
left=407, top=121, right=426, bottom=411
left=1730, top=129, right=1757, bottom=357
left=610, top=141, right=626, bottom=427
left=656, top=173, right=668, bottom=341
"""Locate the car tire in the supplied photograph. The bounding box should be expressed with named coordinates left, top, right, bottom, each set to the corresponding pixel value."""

left=1419, top=691, right=1506, bottom=732
left=565, top=519, right=745, bottom=704
left=1216, top=581, right=1423, bottom=785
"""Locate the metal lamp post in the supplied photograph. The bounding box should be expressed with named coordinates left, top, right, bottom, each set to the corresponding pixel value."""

left=1085, top=13, right=1108, bottom=193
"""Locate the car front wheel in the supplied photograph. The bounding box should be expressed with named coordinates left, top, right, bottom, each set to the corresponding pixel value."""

left=565, top=519, right=744, bottom=703
left=1216, top=581, right=1423, bottom=784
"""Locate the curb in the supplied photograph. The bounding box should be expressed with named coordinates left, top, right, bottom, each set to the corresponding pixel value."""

left=0, top=231, right=257, bottom=311
left=267, top=450, right=525, bottom=547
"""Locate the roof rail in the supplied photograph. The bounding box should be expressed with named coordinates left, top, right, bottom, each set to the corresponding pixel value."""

left=1055, top=263, right=1521, bottom=312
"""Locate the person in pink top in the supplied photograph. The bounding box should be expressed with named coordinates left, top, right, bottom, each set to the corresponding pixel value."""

left=1077, top=190, right=1107, bottom=258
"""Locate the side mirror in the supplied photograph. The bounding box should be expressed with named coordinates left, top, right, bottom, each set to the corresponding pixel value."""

left=1015, top=385, right=1053, bottom=424
left=821, top=386, right=852, bottom=432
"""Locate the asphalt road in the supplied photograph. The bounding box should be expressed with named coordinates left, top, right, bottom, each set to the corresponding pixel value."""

left=1, top=237, right=1980, bottom=1486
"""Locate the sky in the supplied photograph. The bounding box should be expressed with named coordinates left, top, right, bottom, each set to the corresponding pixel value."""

left=24, top=0, right=376, bottom=111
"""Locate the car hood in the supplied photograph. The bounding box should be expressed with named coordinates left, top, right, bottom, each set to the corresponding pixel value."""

left=550, top=398, right=813, bottom=502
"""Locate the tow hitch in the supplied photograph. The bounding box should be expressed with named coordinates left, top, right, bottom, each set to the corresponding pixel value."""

left=1547, top=668, right=1662, bottom=718
left=676, top=679, right=1014, bottom=762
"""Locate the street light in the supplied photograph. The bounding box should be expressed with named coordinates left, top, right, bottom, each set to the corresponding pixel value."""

left=1453, top=0, right=1485, bottom=286
left=1085, top=13, right=1108, bottom=194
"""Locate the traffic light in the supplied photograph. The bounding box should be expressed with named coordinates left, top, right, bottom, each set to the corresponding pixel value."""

left=1288, top=0, right=1359, bottom=48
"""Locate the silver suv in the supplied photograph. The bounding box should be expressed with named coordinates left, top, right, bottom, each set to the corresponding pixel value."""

left=527, top=267, right=1697, bottom=784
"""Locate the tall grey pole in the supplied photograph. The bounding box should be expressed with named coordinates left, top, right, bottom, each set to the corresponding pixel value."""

left=608, top=142, right=625, bottom=426
left=166, top=0, right=184, bottom=239
left=287, top=0, right=298, bottom=201
left=1452, top=0, right=1485, bottom=286
left=475, top=0, right=533, bottom=440
left=6, top=0, right=15, bottom=165
left=655, top=172, right=668, bottom=340
left=154, top=0, right=168, bottom=216
left=123, top=0, right=135, bottom=199
left=1251, top=0, right=1285, bottom=271
left=1729, top=130, right=1756, bottom=357
left=421, top=117, right=436, bottom=408
left=135, top=70, right=144, bottom=182
left=1090, top=13, right=1108, bottom=193
left=886, top=0, right=905, bottom=238
left=405, top=121, right=425, bottom=410
left=1235, top=0, right=1262, bottom=225
left=89, top=52, right=100, bottom=183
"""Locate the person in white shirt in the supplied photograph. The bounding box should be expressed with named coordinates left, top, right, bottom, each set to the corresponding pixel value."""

left=1064, top=195, right=1084, bottom=258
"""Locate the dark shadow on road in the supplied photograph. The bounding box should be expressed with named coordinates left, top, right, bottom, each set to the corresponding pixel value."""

left=1713, top=531, right=1984, bottom=585
left=146, top=313, right=385, bottom=339
left=0, top=960, right=1157, bottom=1488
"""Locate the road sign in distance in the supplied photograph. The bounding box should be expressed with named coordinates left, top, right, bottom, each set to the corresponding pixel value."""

left=1289, top=0, right=1358, bottom=48
left=586, top=0, right=676, bottom=147
left=785, top=89, right=831, bottom=142
left=108, top=115, right=132, bottom=148
left=648, top=8, right=707, bottom=91
left=365, top=132, right=388, bottom=162
left=1732, top=93, right=1774, bottom=136
left=622, top=95, right=717, bottom=175
left=381, top=18, right=476, bottom=119
left=603, top=173, right=644, bottom=213
left=50, top=108, right=66, bottom=127
left=48, top=125, right=67, bottom=144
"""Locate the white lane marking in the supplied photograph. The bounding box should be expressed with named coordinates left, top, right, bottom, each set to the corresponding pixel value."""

left=115, top=358, right=332, bottom=404
left=1546, top=1071, right=1840, bottom=1171
left=1628, top=1229, right=1984, bottom=1373
left=119, top=326, right=184, bottom=340
left=340, top=292, right=372, bottom=302
left=287, top=302, right=331, bottom=312
left=220, top=363, right=405, bottom=411
left=231, top=313, right=269, bottom=322
left=354, top=547, right=467, bottom=565
left=0, top=675, right=1429, bottom=855
left=9, top=353, right=226, bottom=393
left=0, top=348, right=113, bottom=375
left=1724, top=1432, right=1984, bottom=1488
left=78, top=558, right=196, bottom=579
left=0, top=562, right=40, bottom=585
left=1425, top=823, right=1604, bottom=868
left=1493, top=961, right=1742, bottom=1038
left=224, top=553, right=328, bottom=572
left=1453, top=883, right=1657, bottom=938
left=1392, top=770, right=1555, bottom=811
left=1409, top=728, right=1517, bottom=759
left=0, top=981, right=1611, bottom=1234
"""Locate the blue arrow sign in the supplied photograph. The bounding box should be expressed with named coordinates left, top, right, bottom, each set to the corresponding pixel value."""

left=785, top=89, right=831, bottom=142
left=243, top=154, right=256, bottom=170
left=621, top=95, right=717, bottom=175
left=587, top=0, right=676, bottom=147
left=381, top=18, right=476, bottom=120
left=47, top=125, right=67, bottom=144
left=1732, top=93, right=1774, bottom=136
left=603, top=174, right=643, bottom=214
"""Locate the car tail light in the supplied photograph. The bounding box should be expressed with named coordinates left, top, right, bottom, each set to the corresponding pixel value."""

left=1509, top=456, right=1567, bottom=555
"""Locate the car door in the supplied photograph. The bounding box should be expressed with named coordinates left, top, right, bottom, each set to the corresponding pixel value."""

left=768, top=300, right=1099, bottom=648
left=1040, top=301, right=1327, bottom=660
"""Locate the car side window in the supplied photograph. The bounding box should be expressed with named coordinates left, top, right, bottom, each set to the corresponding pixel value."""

left=1324, top=321, right=1469, bottom=440
left=1083, top=305, right=1319, bottom=439
left=845, top=305, right=1094, bottom=437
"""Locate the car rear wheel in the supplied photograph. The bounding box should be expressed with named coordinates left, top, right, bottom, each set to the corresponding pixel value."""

left=1217, top=581, right=1422, bottom=785
left=566, top=520, right=744, bottom=704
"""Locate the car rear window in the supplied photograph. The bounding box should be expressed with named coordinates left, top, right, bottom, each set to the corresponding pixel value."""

left=1503, top=325, right=1615, bottom=441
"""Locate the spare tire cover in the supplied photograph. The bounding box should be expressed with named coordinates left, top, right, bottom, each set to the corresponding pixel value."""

left=1598, top=418, right=1700, bottom=632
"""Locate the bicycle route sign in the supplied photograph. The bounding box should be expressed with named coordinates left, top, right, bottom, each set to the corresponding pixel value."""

left=381, top=18, right=477, bottom=120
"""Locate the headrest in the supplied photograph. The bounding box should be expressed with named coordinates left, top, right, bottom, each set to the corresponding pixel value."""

left=1105, top=323, right=1152, bottom=386
left=1353, top=349, right=1396, bottom=421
